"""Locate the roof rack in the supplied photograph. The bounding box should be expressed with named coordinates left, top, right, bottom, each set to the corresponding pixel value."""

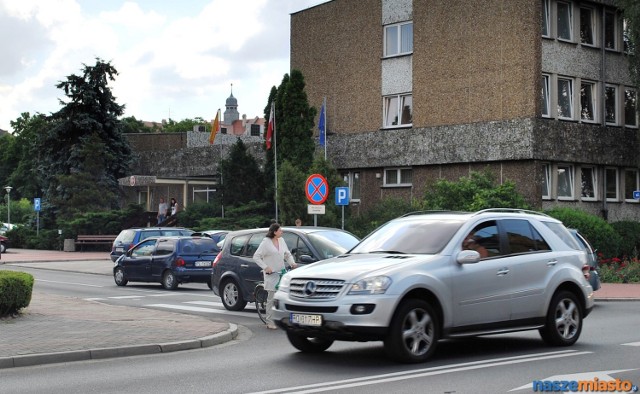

left=473, top=208, right=551, bottom=217
left=400, top=210, right=468, bottom=217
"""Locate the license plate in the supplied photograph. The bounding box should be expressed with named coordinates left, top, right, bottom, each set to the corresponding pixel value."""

left=116, top=247, right=124, bottom=252
left=194, top=261, right=211, bottom=267
left=290, top=313, right=322, bottom=326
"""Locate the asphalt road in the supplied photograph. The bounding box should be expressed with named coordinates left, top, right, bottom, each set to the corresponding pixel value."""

left=0, top=267, right=638, bottom=393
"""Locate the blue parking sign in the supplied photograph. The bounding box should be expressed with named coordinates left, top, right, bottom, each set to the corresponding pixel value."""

left=335, top=187, right=350, bottom=206
left=34, top=198, right=41, bottom=212
left=634, top=191, right=640, bottom=200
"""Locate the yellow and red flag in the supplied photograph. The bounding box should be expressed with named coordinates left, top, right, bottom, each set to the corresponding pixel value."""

left=209, top=109, right=221, bottom=144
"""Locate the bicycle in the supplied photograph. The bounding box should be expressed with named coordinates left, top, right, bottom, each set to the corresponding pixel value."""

left=254, top=267, right=289, bottom=324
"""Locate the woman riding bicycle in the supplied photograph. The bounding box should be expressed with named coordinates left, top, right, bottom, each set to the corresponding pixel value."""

left=253, top=223, right=297, bottom=329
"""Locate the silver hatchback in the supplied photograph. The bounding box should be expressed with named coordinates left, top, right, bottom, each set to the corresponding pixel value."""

left=272, top=209, right=594, bottom=363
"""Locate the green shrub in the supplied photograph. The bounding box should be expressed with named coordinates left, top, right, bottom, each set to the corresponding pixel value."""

left=611, top=220, right=640, bottom=259
left=545, top=207, right=621, bottom=258
left=0, top=271, right=34, bottom=316
left=347, top=198, right=415, bottom=238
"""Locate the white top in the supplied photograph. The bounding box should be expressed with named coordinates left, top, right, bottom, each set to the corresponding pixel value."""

left=253, top=237, right=295, bottom=291
left=170, top=202, right=178, bottom=215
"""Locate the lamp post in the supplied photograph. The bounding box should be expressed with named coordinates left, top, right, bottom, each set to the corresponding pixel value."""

left=4, top=186, right=12, bottom=226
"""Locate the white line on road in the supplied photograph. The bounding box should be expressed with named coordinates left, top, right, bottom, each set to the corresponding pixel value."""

left=36, top=279, right=102, bottom=288
left=146, top=303, right=259, bottom=318
left=621, top=341, right=640, bottom=346
left=248, top=350, right=592, bottom=394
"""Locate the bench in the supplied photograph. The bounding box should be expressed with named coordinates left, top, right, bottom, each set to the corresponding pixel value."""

left=75, top=235, right=118, bottom=251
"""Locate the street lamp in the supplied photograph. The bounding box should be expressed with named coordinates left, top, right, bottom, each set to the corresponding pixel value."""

left=4, top=186, right=12, bottom=226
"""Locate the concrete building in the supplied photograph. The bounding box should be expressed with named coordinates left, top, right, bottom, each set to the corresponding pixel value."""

left=291, top=0, right=639, bottom=221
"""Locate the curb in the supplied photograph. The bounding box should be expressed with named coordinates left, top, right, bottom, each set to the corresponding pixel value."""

left=0, top=323, right=238, bottom=369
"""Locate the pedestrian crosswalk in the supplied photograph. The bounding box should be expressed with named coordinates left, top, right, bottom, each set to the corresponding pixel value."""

left=84, top=294, right=260, bottom=319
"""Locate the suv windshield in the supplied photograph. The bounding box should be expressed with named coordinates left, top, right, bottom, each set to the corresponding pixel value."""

left=350, top=218, right=464, bottom=254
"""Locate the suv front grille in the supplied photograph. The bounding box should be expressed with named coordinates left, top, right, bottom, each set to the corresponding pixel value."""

left=289, top=278, right=345, bottom=299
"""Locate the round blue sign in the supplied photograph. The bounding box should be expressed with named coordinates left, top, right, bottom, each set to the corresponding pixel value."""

left=305, top=174, right=329, bottom=205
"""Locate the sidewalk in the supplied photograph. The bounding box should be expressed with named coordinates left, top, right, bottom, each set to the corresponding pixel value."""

left=0, top=248, right=638, bottom=369
left=0, top=248, right=237, bottom=369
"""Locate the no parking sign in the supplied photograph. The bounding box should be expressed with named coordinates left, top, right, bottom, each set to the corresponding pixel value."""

left=305, top=174, right=329, bottom=205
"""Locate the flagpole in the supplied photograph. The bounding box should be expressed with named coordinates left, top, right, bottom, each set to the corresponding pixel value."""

left=323, top=97, right=327, bottom=161
left=273, top=103, right=278, bottom=222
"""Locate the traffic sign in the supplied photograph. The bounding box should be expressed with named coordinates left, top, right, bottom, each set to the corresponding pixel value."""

left=305, top=174, right=329, bottom=205
left=307, top=204, right=326, bottom=215
left=634, top=190, right=640, bottom=200
left=34, top=198, right=41, bottom=212
left=335, top=187, right=350, bottom=206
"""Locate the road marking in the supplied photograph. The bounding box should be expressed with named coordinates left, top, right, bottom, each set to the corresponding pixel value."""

left=185, top=301, right=224, bottom=307
left=622, top=341, right=640, bottom=346
left=36, top=279, right=102, bottom=288
left=248, top=350, right=592, bottom=394
left=146, top=303, right=259, bottom=318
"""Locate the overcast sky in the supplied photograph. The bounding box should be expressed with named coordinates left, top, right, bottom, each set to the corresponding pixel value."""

left=0, top=0, right=330, bottom=133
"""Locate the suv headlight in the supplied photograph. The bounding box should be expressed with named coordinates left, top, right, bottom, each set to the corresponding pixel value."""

left=348, top=276, right=392, bottom=295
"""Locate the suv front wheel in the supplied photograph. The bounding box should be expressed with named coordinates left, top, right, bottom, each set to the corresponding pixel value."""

left=384, top=299, right=440, bottom=363
left=539, top=290, right=583, bottom=346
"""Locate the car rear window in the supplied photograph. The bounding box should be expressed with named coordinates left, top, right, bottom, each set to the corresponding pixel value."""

left=180, top=238, right=218, bottom=254
left=115, top=230, right=136, bottom=244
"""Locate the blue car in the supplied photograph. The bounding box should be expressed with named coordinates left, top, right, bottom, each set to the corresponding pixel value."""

left=113, top=236, right=218, bottom=290
left=110, top=227, right=194, bottom=262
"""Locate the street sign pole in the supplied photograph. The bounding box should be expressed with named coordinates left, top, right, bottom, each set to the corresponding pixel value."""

left=335, top=187, right=350, bottom=230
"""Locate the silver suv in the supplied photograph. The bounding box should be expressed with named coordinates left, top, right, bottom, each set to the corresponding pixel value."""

left=272, top=209, right=594, bottom=363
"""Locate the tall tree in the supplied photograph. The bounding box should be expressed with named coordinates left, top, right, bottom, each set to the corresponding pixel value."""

left=8, top=112, right=49, bottom=199
left=617, top=0, right=640, bottom=89
left=42, top=59, right=132, bottom=220
left=220, top=138, right=265, bottom=207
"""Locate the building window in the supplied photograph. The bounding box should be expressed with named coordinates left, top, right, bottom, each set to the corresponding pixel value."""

left=342, top=172, right=361, bottom=201
left=624, top=88, right=638, bottom=127
left=605, top=10, right=617, bottom=50
left=557, top=1, right=573, bottom=41
left=542, top=163, right=551, bottom=199
left=580, top=7, right=595, bottom=45
left=581, top=167, right=597, bottom=200
left=557, top=77, right=574, bottom=119
left=384, top=168, right=412, bottom=187
left=541, top=75, right=550, bottom=117
left=542, top=0, right=550, bottom=37
left=221, top=127, right=227, bottom=135
left=384, top=22, right=413, bottom=57
left=605, top=85, right=618, bottom=125
left=580, top=81, right=596, bottom=121
left=605, top=168, right=619, bottom=201
left=624, top=169, right=639, bottom=201
left=250, top=124, right=260, bottom=136
left=624, top=19, right=634, bottom=54
left=138, top=190, right=149, bottom=210
left=384, top=94, right=412, bottom=127
left=557, top=164, right=574, bottom=199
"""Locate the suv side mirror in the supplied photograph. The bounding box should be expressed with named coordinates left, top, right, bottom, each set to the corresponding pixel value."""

left=299, top=254, right=316, bottom=264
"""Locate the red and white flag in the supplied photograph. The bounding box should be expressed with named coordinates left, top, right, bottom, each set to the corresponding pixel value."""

left=266, top=102, right=274, bottom=150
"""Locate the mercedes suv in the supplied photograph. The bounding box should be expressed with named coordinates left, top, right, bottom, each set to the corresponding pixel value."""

left=272, top=209, right=595, bottom=363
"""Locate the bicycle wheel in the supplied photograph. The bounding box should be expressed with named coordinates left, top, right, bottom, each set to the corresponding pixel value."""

left=254, top=283, right=268, bottom=324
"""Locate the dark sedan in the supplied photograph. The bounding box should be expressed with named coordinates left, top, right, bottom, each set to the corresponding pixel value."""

left=211, top=226, right=360, bottom=311
left=113, top=236, right=218, bottom=290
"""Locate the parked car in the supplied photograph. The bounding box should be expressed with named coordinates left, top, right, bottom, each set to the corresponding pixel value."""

left=110, top=227, right=194, bottom=262
left=0, top=234, right=9, bottom=253
left=211, top=226, right=360, bottom=311
left=569, top=229, right=601, bottom=291
left=113, top=236, right=218, bottom=290
left=272, top=209, right=595, bottom=363
left=192, top=230, right=229, bottom=244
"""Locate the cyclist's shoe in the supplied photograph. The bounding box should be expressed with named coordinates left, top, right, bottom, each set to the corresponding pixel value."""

left=266, top=323, right=277, bottom=330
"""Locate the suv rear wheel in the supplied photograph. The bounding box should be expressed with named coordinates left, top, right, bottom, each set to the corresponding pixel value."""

left=384, top=299, right=439, bottom=363
left=220, top=279, right=247, bottom=311
left=539, top=290, right=582, bottom=346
